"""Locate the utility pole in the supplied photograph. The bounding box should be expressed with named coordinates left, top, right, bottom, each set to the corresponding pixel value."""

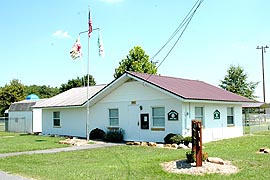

left=256, top=45, right=268, bottom=103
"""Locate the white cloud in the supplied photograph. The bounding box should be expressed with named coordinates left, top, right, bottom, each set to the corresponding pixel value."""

left=52, top=30, right=72, bottom=39
left=99, top=0, right=123, bottom=3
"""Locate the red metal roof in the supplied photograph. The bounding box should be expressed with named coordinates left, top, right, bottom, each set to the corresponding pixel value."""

left=127, top=71, right=254, bottom=102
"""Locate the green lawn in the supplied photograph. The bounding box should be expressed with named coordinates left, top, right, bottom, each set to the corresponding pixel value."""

left=0, top=122, right=6, bottom=131
left=0, top=132, right=270, bottom=179
left=0, top=132, right=69, bottom=153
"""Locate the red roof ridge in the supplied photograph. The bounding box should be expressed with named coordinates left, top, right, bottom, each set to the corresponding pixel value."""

left=127, top=71, right=200, bottom=82
left=126, top=71, right=253, bottom=102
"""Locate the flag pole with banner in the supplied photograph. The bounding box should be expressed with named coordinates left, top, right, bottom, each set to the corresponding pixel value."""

left=71, top=9, right=102, bottom=141
left=86, top=9, right=92, bottom=141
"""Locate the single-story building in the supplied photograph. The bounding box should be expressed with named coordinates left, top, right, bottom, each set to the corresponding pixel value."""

left=34, top=71, right=254, bottom=142
left=8, top=97, right=45, bottom=133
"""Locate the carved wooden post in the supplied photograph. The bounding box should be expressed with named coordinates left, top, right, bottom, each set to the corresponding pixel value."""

left=192, top=120, right=202, bottom=167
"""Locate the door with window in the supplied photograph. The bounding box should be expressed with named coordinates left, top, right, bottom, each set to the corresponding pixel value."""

left=140, top=113, right=149, bottom=129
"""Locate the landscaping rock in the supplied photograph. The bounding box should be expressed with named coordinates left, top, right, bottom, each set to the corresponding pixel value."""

left=141, top=142, right=148, bottom=146
left=165, top=144, right=172, bottom=148
left=156, top=144, right=164, bottom=148
left=148, top=142, right=157, bottom=147
left=207, top=157, right=225, bottom=165
left=264, top=148, right=270, bottom=153
left=126, top=142, right=134, bottom=145
left=133, top=141, right=141, bottom=145
left=171, top=143, right=178, bottom=148
left=178, top=144, right=189, bottom=149
left=59, top=138, right=88, bottom=146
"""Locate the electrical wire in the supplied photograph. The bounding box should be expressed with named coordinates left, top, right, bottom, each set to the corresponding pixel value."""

left=146, top=0, right=204, bottom=81
left=150, top=0, right=202, bottom=61
left=156, top=0, right=204, bottom=69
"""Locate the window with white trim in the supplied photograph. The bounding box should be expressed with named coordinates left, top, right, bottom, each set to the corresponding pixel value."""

left=195, top=107, right=204, bottom=126
left=53, top=111, right=60, bottom=127
left=152, top=107, right=165, bottom=127
left=109, top=109, right=119, bottom=127
left=227, top=107, right=234, bottom=125
left=195, top=107, right=204, bottom=120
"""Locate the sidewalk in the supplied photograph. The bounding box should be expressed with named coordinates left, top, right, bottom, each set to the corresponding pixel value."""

left=0, top=171, right=31, bottom=180
left=0, top=142, right=121, bottom=158
left=0, top=142, right=122, bottom=180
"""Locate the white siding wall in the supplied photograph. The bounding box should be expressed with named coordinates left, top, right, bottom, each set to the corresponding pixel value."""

left=8, top=111, right=32, bottom=133
left=32, top=109, right=42, bottom=133
left=90, top=81, right=182, bottom=142
left=42, top=107, right=86, bottom=137
left=40, top=80, right=244, bottom=143
left=182, top=102, right=243, bottom=142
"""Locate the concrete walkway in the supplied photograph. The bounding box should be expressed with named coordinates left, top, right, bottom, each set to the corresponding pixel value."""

left=0, top=171, right=30, bottom=180
left=0, top=142, right=121, bottom=158
left=0, top=142, right=122, bottom=180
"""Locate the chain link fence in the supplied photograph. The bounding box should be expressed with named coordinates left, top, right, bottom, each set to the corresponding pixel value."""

left=0, top=116, right=27, bottom=133
left=0, top=117, right=8, bottom=131
left=243, top=114, right=270, bottom=134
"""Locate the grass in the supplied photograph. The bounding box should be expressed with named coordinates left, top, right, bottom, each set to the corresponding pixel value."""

left=0, top=131, right=270, bottom=179
left=0, top=132, right=69, bottom=153
left=0, top=122, right=5, bottom=131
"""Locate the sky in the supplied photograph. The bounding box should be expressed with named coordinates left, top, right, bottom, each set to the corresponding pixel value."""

left=1, top=0, right=270, bottom=102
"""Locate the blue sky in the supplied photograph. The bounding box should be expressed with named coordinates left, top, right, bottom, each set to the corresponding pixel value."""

left=1, top=0, right=270, bottom=102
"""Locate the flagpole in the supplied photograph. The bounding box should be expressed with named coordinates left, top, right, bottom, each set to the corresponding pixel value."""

left=78, top=27, right=100, bottom=141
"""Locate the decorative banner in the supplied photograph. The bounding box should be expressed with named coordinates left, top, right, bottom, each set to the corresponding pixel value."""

left=98, top=31, right=105, bottom=57
left=214, top=109, right=220, bottom=119
left=70, top=36, right=82, bottom=60
left=168, top=110, right=178, bottom=121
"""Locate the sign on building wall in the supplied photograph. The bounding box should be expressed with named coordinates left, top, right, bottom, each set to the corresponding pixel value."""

left=213, top=109, right=220, bottom=119
left=168, top=110, right=178, bottom=121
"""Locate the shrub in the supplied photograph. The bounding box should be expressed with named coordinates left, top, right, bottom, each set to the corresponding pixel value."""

left=89, top=128, right=106, bottom=140
left=105, top=128, right=124, bottom=143
left=183, top=136, right=192, bottom=146
left=186, top=151, right=195, bottom=163
left=164, top=133, right=176, bottom=144
left=170, top=134, right=183, bottom=144
left=202, top=152, right=208, bottom=161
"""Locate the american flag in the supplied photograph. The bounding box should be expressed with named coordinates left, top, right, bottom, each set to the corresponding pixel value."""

left=88, top=11, right=92, bottom=37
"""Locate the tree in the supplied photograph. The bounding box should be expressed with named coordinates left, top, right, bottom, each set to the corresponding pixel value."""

left=114, top=46, right=157, bottom=78
left=59, top=74, right=96, bottom=93
left=0, top=79, right=25, bottom=115
left=25, top=85, right=59, bottom=99
left=219, top=65, right=258, bottom=100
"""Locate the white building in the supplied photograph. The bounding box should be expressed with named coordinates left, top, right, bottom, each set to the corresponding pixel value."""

left=34, top=72, right=254, bottom=142
left=8, top=99, right=44, bottom=133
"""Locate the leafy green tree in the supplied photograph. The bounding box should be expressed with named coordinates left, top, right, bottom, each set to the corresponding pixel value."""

left=114, top=46, right=157, bottom=78
left=0, top=79, right=25, bottom=115
left=25, top=85, right=59, bottom=99
left=219, top=65, right=258, bottom=100
left=59, top=74, right=96, bottom=93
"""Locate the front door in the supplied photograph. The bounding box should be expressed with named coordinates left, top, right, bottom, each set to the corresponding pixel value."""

left=140, top=113, right=149, bottom=129
left=127, top=105, right=140, bottom=141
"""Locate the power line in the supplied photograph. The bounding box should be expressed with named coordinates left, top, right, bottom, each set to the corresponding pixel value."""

left=150, top=0, right=202, bottom=61
left=156, top=0, right=204, bottom=69
left=146, top=0, right=204, bottom=81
